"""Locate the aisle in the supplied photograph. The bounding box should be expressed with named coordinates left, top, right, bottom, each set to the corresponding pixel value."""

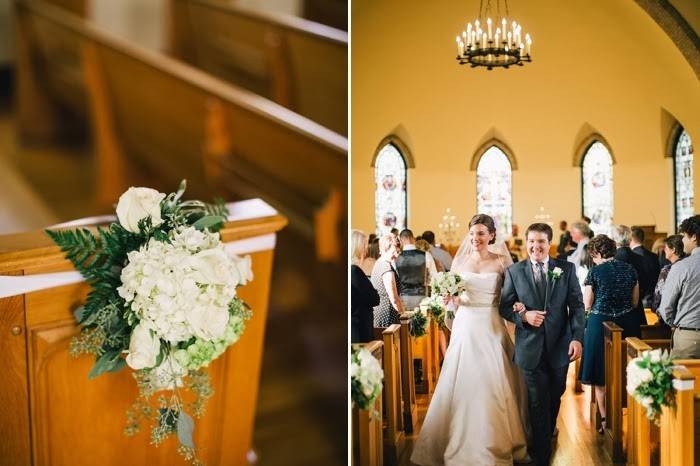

left=400, top=362, right=623, bottom=466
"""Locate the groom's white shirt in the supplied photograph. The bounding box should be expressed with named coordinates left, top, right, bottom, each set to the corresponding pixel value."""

left=529, top=255, right=550, bottom=276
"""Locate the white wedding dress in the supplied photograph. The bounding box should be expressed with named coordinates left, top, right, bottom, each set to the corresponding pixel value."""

left=410, top=271, right=530, bottom=466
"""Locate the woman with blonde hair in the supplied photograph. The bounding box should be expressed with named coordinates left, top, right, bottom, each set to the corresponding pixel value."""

left=370, top=233, right=405, bottom=326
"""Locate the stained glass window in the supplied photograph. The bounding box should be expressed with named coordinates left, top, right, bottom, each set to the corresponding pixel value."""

left=476, top=146, right=512, bottom=240
left=675, top=130, right=694, bottom=228
left=582, top=142, right=614, bottom=235
left=375, top=143, right=407, bottom=234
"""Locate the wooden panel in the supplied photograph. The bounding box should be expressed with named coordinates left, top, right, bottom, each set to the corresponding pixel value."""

left=173, top=0, right=348, bottom=136
left=351, top=341, right=383, bottom=466
left=660, top=364, right=698, bottom=466
left=602, top=321, right=624, bottom=462
left=0, top=272, right=32, bottom=466
left=373, top=325, right=405, bottom=463
left=398, top=315, right=416, bottom=434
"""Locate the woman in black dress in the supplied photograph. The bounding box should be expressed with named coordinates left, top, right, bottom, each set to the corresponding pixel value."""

left=578, top=234, right=639, bottom=433
left=351, top=230, right=379, bottom=343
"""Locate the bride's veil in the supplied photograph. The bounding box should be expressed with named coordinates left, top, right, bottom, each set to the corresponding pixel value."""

left=451, top=236, right=514, bottom=273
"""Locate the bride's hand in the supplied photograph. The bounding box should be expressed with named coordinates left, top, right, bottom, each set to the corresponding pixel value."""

left=512, top=302, right=526, bottom=313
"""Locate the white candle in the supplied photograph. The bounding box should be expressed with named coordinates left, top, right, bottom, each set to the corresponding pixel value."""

left=482, top=32, right=488, bottom=49
left=471, top=31, right=476, bottom=49
left=456, top=36, right=461, bottom=55
left=495, top=31, right=500, bottom=48
left=467, top=23, right=472, bottom=41
left=507, top=31, right=512, bottom=47
left=487, top=18, right=492, bottom=40
left=502, top=18, right=507, bottom=36
left=459, top=40, right=465, bottom=56
left=526, top=34, right=532, bottom=55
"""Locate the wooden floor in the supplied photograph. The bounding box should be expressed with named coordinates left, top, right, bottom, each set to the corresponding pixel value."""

left=0, top=100, right=346, bottom=465
left=399, top=362, right=621, bottom=466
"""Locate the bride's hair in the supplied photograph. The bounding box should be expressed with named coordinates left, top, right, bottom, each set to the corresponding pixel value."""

left=469, top=214, right=497, bottom=245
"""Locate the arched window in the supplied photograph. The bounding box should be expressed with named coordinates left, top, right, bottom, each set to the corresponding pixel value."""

left=674, top=130, right=694, bottom=228
left=581, top=141, right=614, bottom=235
left=375, top=143, right=407, bottom=234
left=476, top=146, right=512, bottom=240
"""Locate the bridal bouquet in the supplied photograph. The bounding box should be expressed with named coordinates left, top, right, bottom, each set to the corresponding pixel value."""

left=47, top=181, right=252, bottom=464
left=351, top=347, right=383, bottom=411
left=419, top=296, right=447, bottom=328
left=408, top=309, right=429, bottom=337
left=626, top=349, right=674, bottom=424
left=430, top=271, right=466, bottom=297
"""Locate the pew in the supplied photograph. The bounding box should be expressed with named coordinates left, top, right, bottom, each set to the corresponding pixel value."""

left=169, top=0, right=347, bottom=136
left=398, top=314, right=417, bottom=434
left=660, top=364, right=699, bottom=466
left=598, top=321, right=672, bottom=462
left=428, top=318, right=441, bottom=388
left=372, top=325, right=405, bottom=464
left=351, top=341, right=384, bottom=466
left=625, top=337, right=672, bottom=466
left=0, top=203, right=287, bottom=466
left=14, top=0, right=347, bottom=261
left=410, top=313, right=436, bottom=395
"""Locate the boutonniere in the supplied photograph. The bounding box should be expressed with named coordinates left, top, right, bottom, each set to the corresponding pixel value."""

left=548, top=266, right=563, bottom=281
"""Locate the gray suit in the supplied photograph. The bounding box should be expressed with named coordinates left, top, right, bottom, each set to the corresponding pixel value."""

left=500, top=257, right=584, bottom=466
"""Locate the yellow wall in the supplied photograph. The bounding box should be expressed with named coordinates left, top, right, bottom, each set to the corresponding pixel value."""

left=351, top=0, right=700, bottom=241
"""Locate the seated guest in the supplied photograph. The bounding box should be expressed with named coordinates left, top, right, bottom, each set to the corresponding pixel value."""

left=579, top=234, right=640, bottom=433
left=652, top=235, right=686, bottom=313
left=421, top=230, right=453, bottom=271
left=361, top=237, right=380, bottom=277
left=396, top=229, right=438, bottom=311
left=659, top=215, right=700, bottom=358
left=568, top=221, right=593, bottom=273
left=371, top=234, right=405, bottom=326
left=630, top=226, right=662, bottom=308
left=351, top=230, right=379, bottom=342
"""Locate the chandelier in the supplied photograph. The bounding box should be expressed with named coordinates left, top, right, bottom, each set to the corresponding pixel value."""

left=455, top=0, right=533, bottom=70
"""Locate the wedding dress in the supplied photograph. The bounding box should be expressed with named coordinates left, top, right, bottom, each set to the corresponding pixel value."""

left=410, top=270, right=530, bottom=466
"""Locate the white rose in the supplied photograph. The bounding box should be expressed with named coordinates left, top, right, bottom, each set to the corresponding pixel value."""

left=190, top=248, right=237, bottom=285
left=232, top=255, right=254, bottom=286
left=125, top=323, right=161, bottom=370
left=186, top=305, right=230, bottom=340
left=116, top=187, right=166, bottom=233
left=649, top=350, right=661, bottom=363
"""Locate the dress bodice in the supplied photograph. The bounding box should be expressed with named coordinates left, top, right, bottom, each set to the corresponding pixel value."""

left=457, top=271, right=503, bottom=307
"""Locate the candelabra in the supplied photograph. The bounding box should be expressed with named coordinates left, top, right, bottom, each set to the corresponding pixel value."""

left=438, top=208, right=461, bottom=246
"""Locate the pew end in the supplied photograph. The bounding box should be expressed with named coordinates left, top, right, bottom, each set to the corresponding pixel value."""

left=352, top=341, right=384, bottom=466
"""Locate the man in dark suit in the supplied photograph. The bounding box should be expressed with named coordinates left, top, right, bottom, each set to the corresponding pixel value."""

left=612, top=225, right=647, bottom=325
left=500, top=223, right=585, bottom=466
left=556, top=220, right=571, bottom=258
left=631, top=226, right=661, bottom=309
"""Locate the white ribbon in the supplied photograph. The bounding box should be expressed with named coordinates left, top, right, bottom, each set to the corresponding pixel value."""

left=0, top=199, right=278, bottom=299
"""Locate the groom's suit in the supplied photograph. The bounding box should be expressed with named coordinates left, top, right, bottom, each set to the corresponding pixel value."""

left=500, top=257, right=584, bottom=466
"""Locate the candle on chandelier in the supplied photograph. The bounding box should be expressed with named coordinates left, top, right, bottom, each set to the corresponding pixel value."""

left=501, top=18, right=507, bottom=36
left=471, top=31, right=476, bottom=49
left=467, top=23, right=472, bottom=43
left=459, top=40, right=465, bottom=56
left=507, top=31, right=512, bottom=47
left=456, top=36, right=461, bottom=55
left=495, top=30, right=500, bottom=48
left=487, top=18, right=492, bottom=40
left=482, top=32, right=488, bottom=49
left=526, top=34, right=532, bottom=55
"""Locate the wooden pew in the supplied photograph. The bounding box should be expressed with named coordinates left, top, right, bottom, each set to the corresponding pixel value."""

left=15, top=0, right=347, bottom=261
left=0, top=208, right=287, bottom=466
left=169, top=0, right=348, bottom=136
left=352, top=341, right=384, bottom=466
left=598, top=321, right=672, bottom=462
left=660, top=364, right=698, bottom=466
left=410, top=313, right=436, bottom=395
left=625, top=337, right=672, bottom=466
left=373, top=325, right=405, bottom=464
left=398, top=314, right=417, bottom=434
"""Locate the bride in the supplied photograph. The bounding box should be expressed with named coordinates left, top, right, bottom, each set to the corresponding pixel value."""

left=411, top=214, right=530, bottom=466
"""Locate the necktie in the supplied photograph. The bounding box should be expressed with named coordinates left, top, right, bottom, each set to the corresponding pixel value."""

left=535, top=262, right=546, bottom=303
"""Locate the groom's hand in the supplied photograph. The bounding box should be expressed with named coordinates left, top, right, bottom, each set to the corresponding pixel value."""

left=569, top=340, right=583, bottom=361
left=524, top=310, right=546, bottom=327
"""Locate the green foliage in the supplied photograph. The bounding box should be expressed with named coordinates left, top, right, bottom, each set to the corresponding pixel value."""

left=409, top=311, right=429, bottom=337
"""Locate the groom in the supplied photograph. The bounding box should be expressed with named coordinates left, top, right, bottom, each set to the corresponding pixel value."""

left=500, top=223, right=584, bottom=466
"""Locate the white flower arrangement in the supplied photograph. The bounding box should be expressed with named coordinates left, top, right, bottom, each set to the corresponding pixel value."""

left=419, top=295, right=447, bottom=328
left=47, top=181, right=252, bottom=464
left=430, top=271, right=467, bottom=297
left=626, top=349, right=674, bottom=423
left=548, top=266, right=563, bottom=281
left=408, top=309, right=429, bottom=337
left=351, top=348, right=383, bottom=411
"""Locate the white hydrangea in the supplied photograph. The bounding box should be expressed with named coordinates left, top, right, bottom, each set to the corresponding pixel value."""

left=118, top=227, right=252, bottom=343
left=430, top=271, right=466, bottom=297
left=352, top=348, right=383, bottom=400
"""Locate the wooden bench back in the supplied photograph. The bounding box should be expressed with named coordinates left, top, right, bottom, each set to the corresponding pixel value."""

left=373, top=325, right=404, bottom=461
left=171, top=0, right=347, bottom=136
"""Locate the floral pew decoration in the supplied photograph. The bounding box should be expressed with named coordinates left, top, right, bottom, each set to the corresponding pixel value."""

left=46, top=181, right=253, bottom=465
left=408, top=309, right=429, bottom=338
left=351, top=347, right=384, bottom=413
left=626, top=348, right=674, bottom=424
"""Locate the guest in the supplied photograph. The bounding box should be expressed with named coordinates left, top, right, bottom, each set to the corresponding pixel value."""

left=630, top=226, right=661, bottom=308
left=612, top=225, right=647, bottom=325
left=417, top=238, right=443, bottom=271
left=652, top=235, right=686, bottom=313
left=556, top=220, right=571, bottom=258
left=581, top=215, right=595, bottom=238
left=361, top=237, right=380, bottom=277
left=368, top=233, right=377, bottom=245
left=568, top=221, right=593, bottom=273
left=421, top=230, right=453, bottom=271
left=652, top=237, right=671, bottom=268
left=371, top=234, right=405, bottom=326
left=579, top=234, right=640, bottom=433
left=351, top=230, right=379, bottom=342
left=396, top=229, right=438, bottom=311
left=507, top=224, right=525, bottom=259
left=390, top=227, right=399, bottom=236
left=659, top=215, right=700, bottom=358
